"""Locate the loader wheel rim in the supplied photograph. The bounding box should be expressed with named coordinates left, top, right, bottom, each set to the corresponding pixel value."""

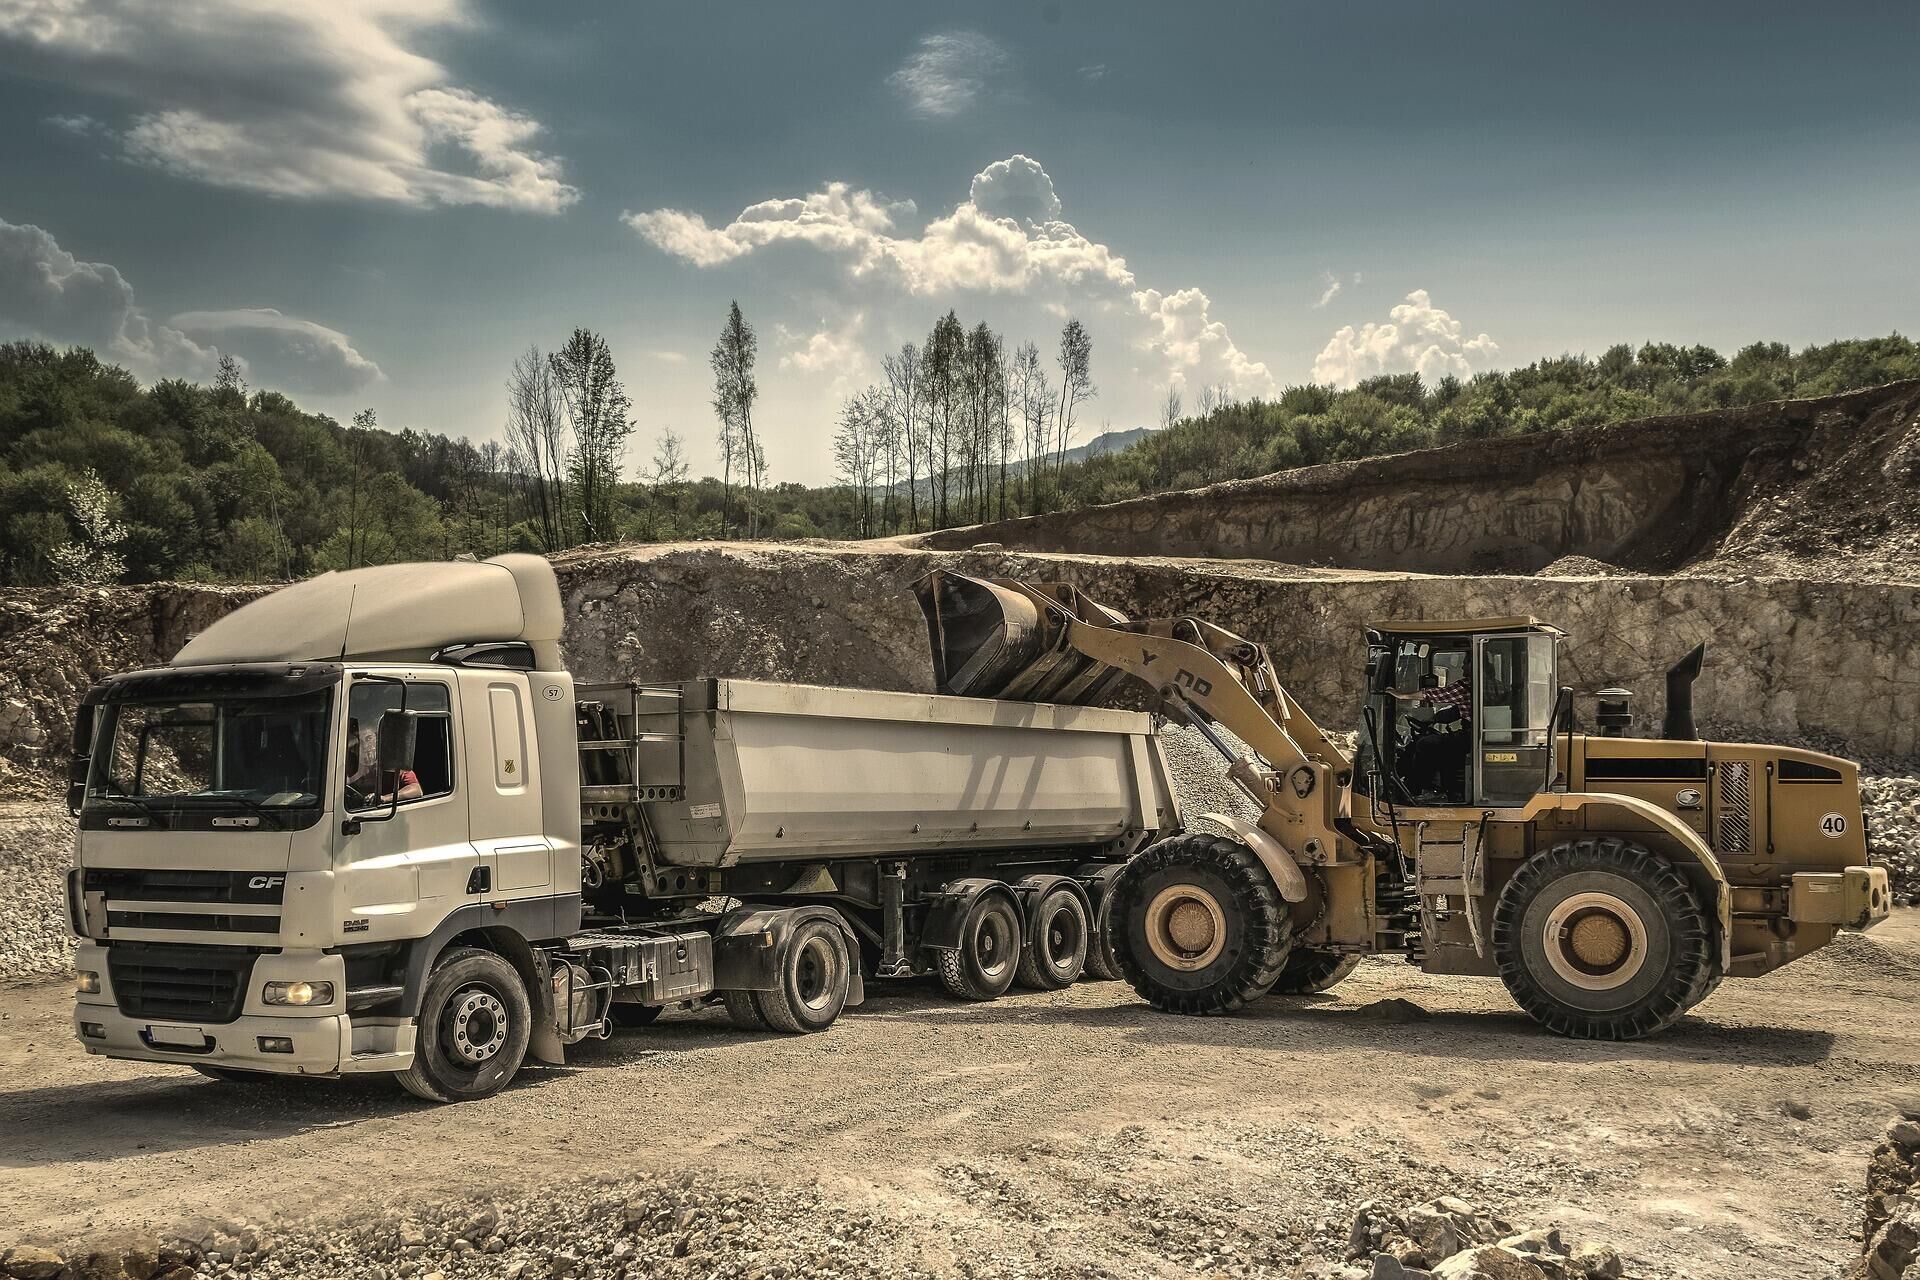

left=446, top=986, right=509, bottom=1065
left=794, top=934, right=837, bottom=1012
left=1144, top=884, right=1227, bottom=971
left=1542, top=891, right=1647, bottom=992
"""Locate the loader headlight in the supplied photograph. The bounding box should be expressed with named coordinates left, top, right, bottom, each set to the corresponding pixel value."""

left=263, top=980, right=333, bottom=1007
left=76, top=970, right=100, bottom=995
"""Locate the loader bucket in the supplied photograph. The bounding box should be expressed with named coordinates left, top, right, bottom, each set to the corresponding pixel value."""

left=914, top=571, right=1132, bottom=706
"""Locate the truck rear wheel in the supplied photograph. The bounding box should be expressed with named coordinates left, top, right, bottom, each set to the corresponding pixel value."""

left=397, top=947, right=532, bottom=1103
left=1015, top=882, right=1089, bottom=990
left=1112, top=833, right=1292, bottom=1015
left=937, top=890, right=1021, bottom=1001
left=1272, top=950, right=1362, bottom=994
left=752, top=918, right=851, bottom=1033
left=1492, top=837, right=1715, bottom=1040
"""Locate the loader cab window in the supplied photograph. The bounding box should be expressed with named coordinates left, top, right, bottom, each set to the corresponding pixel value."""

left=345, top=680, right=454, bottom=812
left=1380, top=639, right=1473, bottom=805
left=1474, top=634, right=1558, bottom=806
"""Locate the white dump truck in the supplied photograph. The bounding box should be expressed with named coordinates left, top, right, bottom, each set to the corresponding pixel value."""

left=66, top=555, right=1178, bottom=1100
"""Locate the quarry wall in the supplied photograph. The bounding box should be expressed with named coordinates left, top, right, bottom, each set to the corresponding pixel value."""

left=4, top=543, right=1915, bottom=797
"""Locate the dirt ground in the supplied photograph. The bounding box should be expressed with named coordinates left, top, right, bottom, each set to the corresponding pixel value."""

left=4, top=914, right=1916, bottom=1279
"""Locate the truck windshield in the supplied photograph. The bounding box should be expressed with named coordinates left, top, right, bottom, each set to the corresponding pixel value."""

left=87, top=690, right=332, bottom=809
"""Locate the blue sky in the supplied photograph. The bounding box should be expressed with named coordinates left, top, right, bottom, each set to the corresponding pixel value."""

left=3, top=1, right=1916, bottom=484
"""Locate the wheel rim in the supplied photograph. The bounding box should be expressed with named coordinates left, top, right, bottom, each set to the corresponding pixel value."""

left=1143, top=883, right=1227, bottom=971
left=1542, top=891, right=1648, bottom=992
left=1043, top=903, right=1083, bottom=975
left=975, top=905, right=1016, bottom=980
left=444, top=984, right=510, bottom=1066
left=794, top=934, right=839, bottom=1012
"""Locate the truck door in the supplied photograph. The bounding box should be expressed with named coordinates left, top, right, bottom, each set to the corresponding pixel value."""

left=334, top=675, right=473, bottom=915
left=457, top=670, right=550, bottom=894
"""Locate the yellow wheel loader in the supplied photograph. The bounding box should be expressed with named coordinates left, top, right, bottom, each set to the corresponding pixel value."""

left=917, top=572, right=1892, bottom=1039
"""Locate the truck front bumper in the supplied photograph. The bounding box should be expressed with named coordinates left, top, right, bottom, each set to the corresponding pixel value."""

left=1789, top=865, right=1892, bottom=931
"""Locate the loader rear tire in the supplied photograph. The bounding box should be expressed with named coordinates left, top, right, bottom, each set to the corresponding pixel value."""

left=1492, top=837, right=1714, bottom=1040
left=1112, top=833, right=1292, bottom=1016
left=937, top=889, right=1021, bottom=1001
left=1272, top=950, right=1362, bottom=995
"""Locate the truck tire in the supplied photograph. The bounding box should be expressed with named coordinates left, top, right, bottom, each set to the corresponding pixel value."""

left=1015, top=881, right=1089, bottom=990
left=722, top=990, right=767, bottom=1030
left=1112, top=833, right=1292, bottom=1015
left=937, top=889, right=1021, bottom=1001
left=752, top=917, right=852, bottom=1033
left=609, top=1002, right=663, bottom=1028
left=396, top=947, right=532, bottom=1103
left=1272, top=950, right=1362, bottom=994
left=1492, top=837, right=1715, bottom=1040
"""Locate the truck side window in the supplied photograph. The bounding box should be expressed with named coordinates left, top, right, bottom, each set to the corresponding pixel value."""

left=345, top=681, right=455, bottom=811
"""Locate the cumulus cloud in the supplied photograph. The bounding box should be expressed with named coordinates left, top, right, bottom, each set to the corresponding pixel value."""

left=0, top=217, right=381, bottom=393
left=0, top=217, right=219, bottom=378
left=0, top=0, right=577, bottom=213
left=624, top=154, right=1274, bottom=403
left=170, top=308, right=383, bottom=395
left=1312, top=289, right=1500, bottom=389
left=887, top=31, right=1009, bottom=119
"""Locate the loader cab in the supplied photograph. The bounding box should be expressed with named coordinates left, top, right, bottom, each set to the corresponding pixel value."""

left=1363, top=617, right=1564, bottom=809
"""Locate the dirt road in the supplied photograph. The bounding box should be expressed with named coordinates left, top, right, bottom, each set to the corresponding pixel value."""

left=4, top=914, right=1917, bottom=1278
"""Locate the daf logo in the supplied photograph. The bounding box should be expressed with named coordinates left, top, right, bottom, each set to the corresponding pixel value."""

left=248, top=875, right=285, bottom=890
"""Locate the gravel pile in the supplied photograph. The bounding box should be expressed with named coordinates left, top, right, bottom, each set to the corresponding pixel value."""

left=2, top=1173, right=933, bottom=1280
left=0, top=803, right=75, bottom=982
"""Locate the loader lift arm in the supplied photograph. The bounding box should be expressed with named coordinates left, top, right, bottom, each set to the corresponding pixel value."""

left=916, top=571, right=1362, bottom=870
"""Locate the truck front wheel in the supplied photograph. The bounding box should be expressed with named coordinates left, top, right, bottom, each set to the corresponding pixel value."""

left=1492, top=838, right=1716, bottom=1040
left=397, top=947, right=532, bottom=1102
left=1112, top=833, right=1292, bottom=1015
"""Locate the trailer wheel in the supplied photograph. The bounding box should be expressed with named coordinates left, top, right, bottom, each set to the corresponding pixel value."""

left=1016, top=882, right=1090, bottom=990
left=1492, top=837, right=1715, bottom=1040
left=397, top=947, right=532, bottom=1103
left=937, top=889, right=1022, bottom=1001
left=753, top=918, right=852, bottom=1033
left=1112, top=833, right=1292, bottom=1015
left=1272, top=950, right=1362, bottom=994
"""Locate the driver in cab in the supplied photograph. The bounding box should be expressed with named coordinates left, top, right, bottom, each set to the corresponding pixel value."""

left=345, top=717, right=422, bottom=808
left=1391, top=672, right=1471, bottom=801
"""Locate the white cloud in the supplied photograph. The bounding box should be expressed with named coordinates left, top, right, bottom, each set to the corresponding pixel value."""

left=887, top=30, right=1009, bottom=119
left=0, top=217, right=382, bottom=394
left=0, top=0, right=577, bottom=213
left=170, top=308, right=383, bottom=395
left=0, top=216, right=219, bottom=379
left=625, top=154, right=1274, bottom=403
left=1312, top=289, right=1500, bottom=389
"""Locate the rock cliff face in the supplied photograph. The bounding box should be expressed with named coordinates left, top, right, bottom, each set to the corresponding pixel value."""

left=918, top=381, right=1920, bottom=581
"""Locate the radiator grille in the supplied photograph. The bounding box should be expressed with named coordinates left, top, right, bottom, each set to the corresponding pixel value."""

left=108, top=945, right=257, bottom=1023
left=1717, top=760, right=1752, bottom=855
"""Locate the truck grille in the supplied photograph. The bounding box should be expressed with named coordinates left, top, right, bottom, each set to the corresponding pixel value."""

left=108, top=944, right=258, bottom=1024
left=85, top=868, right=286, bottom=905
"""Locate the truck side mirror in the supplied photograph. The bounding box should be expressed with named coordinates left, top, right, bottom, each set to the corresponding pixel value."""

left=377, top=710, right=418, bottom=773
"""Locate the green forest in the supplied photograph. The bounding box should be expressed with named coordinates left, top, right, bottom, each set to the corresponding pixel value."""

left=1, top=331, right=1914, bottom=588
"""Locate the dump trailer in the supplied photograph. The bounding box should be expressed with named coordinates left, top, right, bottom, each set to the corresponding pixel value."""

left=65, top=556, right=1177, bottom=1101
left=918, top=571, right=1893, bottom=1039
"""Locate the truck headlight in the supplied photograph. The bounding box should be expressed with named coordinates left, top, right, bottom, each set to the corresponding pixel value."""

left=76, top=970, right=101, bottom=995
left=263, top=980, right=334, bottom=1007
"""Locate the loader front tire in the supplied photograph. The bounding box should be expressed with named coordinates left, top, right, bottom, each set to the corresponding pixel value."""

left=1492, top=837, right=1715, bottom=1040
left=1112, top=833, right=1292, bottom=1015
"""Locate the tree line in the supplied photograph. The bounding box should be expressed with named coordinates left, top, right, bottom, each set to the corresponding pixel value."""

left=0, top=325, right=1912, bottom=587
